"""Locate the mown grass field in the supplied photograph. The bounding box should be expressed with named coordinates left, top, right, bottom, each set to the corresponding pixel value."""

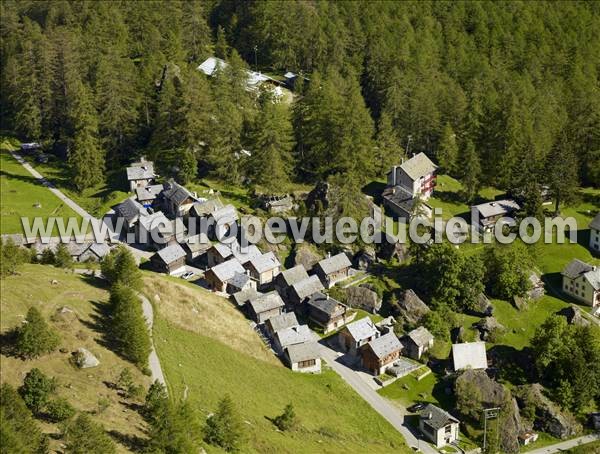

left=0, top=264, right=150, bottom=453
left=0, top=140, right=82, bottom=234
left=149, top=276, right=411, bottom=453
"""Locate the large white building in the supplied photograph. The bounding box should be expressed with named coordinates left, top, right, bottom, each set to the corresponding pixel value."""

left=590, top=213, right=600, bottom=253
left=562, top=259, right=600, bottom=308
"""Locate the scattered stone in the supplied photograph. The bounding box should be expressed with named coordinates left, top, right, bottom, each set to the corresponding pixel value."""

left=346, top=286, right=381, bottom=314
left=51, top=279, right=59, bottom=285
left=473, top=293, right=494, bottom=317
left=475, top=317, right=506, bottom=341
left=59, top=348, right=68, bottom=354
left=59, top=306, right=73, bottom=314
left=73, top=348, right=100, bottom=369
left=513, top=295, right=528, bottom=311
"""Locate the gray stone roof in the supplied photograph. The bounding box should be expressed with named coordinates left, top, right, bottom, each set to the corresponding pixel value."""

left=398, top=152, right=437, bottom=181
left=275, top=324, right=312, bottom=349
left=306, top=292, right=345, bottom=316
left=184, top=233, right=211, bottom=253
left=191, top=198, right=224, bottom=217
left=266, top=312, right=299, bottom=333
left=163, top=181, right=193, bottom=206
left=285, top=341, right=319, bottom=364
left=473, top=199, right=520, bottom=219
left=316, top=252, right=352, bottom=275
left=126, top=162, right=156, bottom=181
left=419, top=404, right=459, bottom=430
left=135, top=184, right=164, bottom=202
left=407, top=326, right=434, bottom=348
left=115, top=197, right=148, bottom=223
left=365, top=332, right=402, bottom=359
left=562, top=259, right=600, bottom=290
left=156, top=243, right=186, bottom=264
left=87, top=242, right=111, bottom=258
left=278, top=265, right=309, bottom=287
left=209, top=258, right=245, bottom=282
left=344, top=317, right=378, bottom=343
left=210, top=204, right=238, bottom=224
left=232, top=287, right=259, bottom=307
left=248, top=291, right=285, bottom=315
left=231, top=242, right=261, bottom=264
left=291, top=275, right=325, bottom=300
left=452, top=341, right=488, bottom=371
left=138, top=211, right=171, bottom=233
left=248, top=251, right=280, bottom=273
left=590, top=213, right=600, bottom=231
left=228, top=272, right=252, bottom=290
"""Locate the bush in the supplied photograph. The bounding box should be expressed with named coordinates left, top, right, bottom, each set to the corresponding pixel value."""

left=19, top=368, right=56, bottom=414
left=16, top=307, right=60, bottom=359
left=273, top=403, right=298, bottom=431
left=63, top=413, right=116, bottom=454
left=46, top=397, right=75, bottom=422
left=40, top=248, right=55, bottom=265
left=0, top=237, right=30, bottom=277
left=54, top=243, right=72, bottom=269
left=204, top=395, right=244, bottom=452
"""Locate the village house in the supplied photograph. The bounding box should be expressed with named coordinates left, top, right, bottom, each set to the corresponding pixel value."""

left=387, top=152, right=437, bottom=199
left=452, top=341, right=488, bottom=371
left=114, top=197, right=148, bottom=232
left=418, top=404, right=460, bottom=448
left=231, top=287, right=260, bottom=308
left=273, top=324, right=313, bottom=353
left=207, top=241, right=261, bottom=268
left=561, top=259, right=600, bottom=308
left=77, top=242, right=111, bottom=262
left=190, top=197, right=224, bottom=218
left=247, top=291, right=285, bottom=324
left=244, top=251, right=281, bottom=287
left=161, top=180, right=197, bottom=217
left=403, top=326, right=434, bottom=360
left=126, top=157, right=157, bottom=191
left=150, top=243, right=186, bottom=275
left=360, top=332, right=402, bottom=376
left=313, top=252, right=352, bottom=288
left=287, top=275, right=325, bottom=308
left=284, top=342, right=321, bottom=373
left=135, top=211, right=173, bottom=247
left=181, top=233, right=211, bottom=265
left=305, top=292, right=352, bottom=334
left=273, top=265, right=309, bottom=299
left=135, top=184, right=164, bottom=209
left=264, top=312, right=299, bottom=338
left=208, top=204, right=239, bottom=240
left=226, top=271, right=256, bottom=294
left=338, top=317, right=380, bottom=356
left=589, top=213, right=600, bottom=253
left=204, top=258, right=246, bottom=293
left=471, top=199, right=521, bottom=233
left=260, top=194, right=294, bottom=213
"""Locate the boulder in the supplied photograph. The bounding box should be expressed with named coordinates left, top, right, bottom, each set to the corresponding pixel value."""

left=556, top=306, right=590, bottom=327
left=306, top=181, right=331, bottom=213
left=293, top=244, right=321, bottom=271
left=516, top=384, right=582, bottom=439
left=473, top=293, right=494, bottom=317
left=395, top=289, right=430, bottom=326
left=475, top=317, right=505, bottom=341
left=354, top=247, right=376, bottom=271
left=513, top=295, right=528, bottom=311
left=377, top=235, right=409, bottom=262
left=451, top=326, right=466, bottom=344
left=73, top=348, right=99, bottom=369
left=346, top=286, right=381, bottom=314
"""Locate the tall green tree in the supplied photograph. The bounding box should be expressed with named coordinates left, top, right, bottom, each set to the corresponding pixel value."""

left=460, top=140, right=482, bottom=203
left=374, top=111, right=403, bottom=178
left=19, top=368, right=56, bottom=414
left=204, top=395, right=244, bottom=452
left=16, top=307, right=60, bottom=359
left=101, top=246, right=141, bottom=290
left=437, top=123, right=459, bottom=176
left=63, top=414, right=116, bottom=454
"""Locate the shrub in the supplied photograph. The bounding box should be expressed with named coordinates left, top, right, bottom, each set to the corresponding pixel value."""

left=46, top=397, right=75, bottom=422
left=19, top=368, right=56, bottom=414
left=16, top=307, right=60, bottom=359
left=54, top=243, right=72, bottom=269
left=273, top=403, right=298, bottom=431
left=63, top=413, right=116, bottom=454
left=204, top=395, right=244, bottom=452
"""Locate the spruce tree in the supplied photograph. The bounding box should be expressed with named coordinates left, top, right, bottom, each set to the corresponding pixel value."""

left=374, top=111, right=403, bottom=178
left=101, top=246, right=141, bottom=290
left=16, top=307, right=60, bottom=359
left=63, top=414, right=116, bottom=454
left=437, top=123, right=459, bottom=176
left=178, top=148, right=197, bottom=185
left=204, top=395, right=244, bottom=452
left=273, top=403, right=298, bottom=431
left=460, top=140, right=482, bottom=203
left=147, top=400, right=202, bottom=453
left=19, top=368, right=56, bottom=414
left=54, top=243, right=72, bottom=269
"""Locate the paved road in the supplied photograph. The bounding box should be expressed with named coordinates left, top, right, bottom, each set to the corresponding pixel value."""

left=317, top=342, right=437, bottom=454
left=526, top=433, right=600, bottom=453
left=139, top=292, right=167, bottom=389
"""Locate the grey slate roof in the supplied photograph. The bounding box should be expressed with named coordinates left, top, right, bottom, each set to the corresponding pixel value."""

left=248, top=251, right=280, bottom=273
left=285, top=342, right=319, bottom=364
left=278, top=265, right=309, bottom=287
left=316, top=252, right=352, bottom=275
left=232, top=287, right=260, bottom=307
left=138, top=211, right=171, bottom=233
left=191, top=198, right=224, bottom=217
left=209, top=258, right=245, bottom=282
left=419, top=404, right=459, bottom=430
left=452, top=341, right=488, bottom=370
left=210, top=204, right=238, bottom=224
left=473, top=199, right=520, bottom=219
left=231, top=242, right=261, bottom=264
left=344, top=317, right=378, bottom=343
left=126, top=162, right=156, bottom=181
left=266, top=312, right=299, bottom=333
left=115, top=197, right=148, bottom=223
left=306, top=292, right=345, bottom=316
left=590, top=213, right=600, bottom=231
left=248, top=291, right=285, bottom=315
left=398, top=152, right=437, bottom=181
left=163, top=181, right=193, bottom=206
left=275, top=324, right=312, bottom=349
left=562, top=258, right=594, bottom=279
left=135, top=184, right=164, bottom=202
left=87, top=242, right=111, bottom=259
left=156, top=243, right=186, bottom=264
left=228, top=272, right=252, bottom=290
left=365, top=332, right=402, bottom=359
left=184, top=233, right=211, bottom=253
left=407, top=326, right=434, bottom=348
left=291, top=275, right=325, bottom=300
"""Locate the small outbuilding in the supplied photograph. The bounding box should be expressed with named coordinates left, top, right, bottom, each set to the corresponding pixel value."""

left=403, top=326, right=434, bottom=360
left=151, top=243, right=186, bottom=275
left=313, top=252, right=352, bottom=288
left=284, top=342, right=321, bottom=373
left=247, top=291, right=285, bottom=324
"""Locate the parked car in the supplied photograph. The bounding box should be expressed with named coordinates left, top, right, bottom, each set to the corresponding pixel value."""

left=181, top=271, right=195, bottom=280
left=407, top=402, right=426, bottom=413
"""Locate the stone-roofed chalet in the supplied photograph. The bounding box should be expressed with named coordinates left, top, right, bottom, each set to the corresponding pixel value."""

left=338, top=317, right=379, bottom=356
left=150, top=243, right=186, bottom=275
left=305, top=292, right=352, bottom=334
left=313, top=252, right=352, bottom=288
left=247, top=291, right=285, bottom=324
left=471, top=199, right=521, bottom=233
left=204, top=258, right=246, bottom=293
left=161, top=180, right=197, bottom=217
left=273, top=324, right=312, bottom=353
left=231, top=287, right=260, bottom=308
left=135, top=184, right=164, bottom=208
left=182, top=233, right=211, bottom=264
left=418, top=404, right=460, bottom=448
left=126, top=157, right=157, bottom=191
left=284, top=342, right=321, bottom=373
left=244, top=251, right=281, bottom=286
left=287, top=275, right=325, bottom=307
left=360, top=332, right=402, bottom=375
left=114, top=197, right=148, bottom=230
left=135, top=211, right=173, bottom=246
left=403, top=326, right=434, bottom=360
left=273, top=265, right=309, bottom=298
left=264, top=312, right=299, bottom=338
left=387, top=152, right=437, bottom=199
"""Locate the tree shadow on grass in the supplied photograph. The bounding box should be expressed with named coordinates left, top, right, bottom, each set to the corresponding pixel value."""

left=0, top=328, right=19, bottom=358
left=108, top=430, right=147, bottom=453
left=488, top=344, right=535, bottom=386
left=362, top=181, right=386, bottom=204
left=78, top=300, right=121, bottom=354
left=80, top=274, right=110, bottom=290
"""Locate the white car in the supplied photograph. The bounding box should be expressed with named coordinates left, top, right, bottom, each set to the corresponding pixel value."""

left=181, top=271, right=195, bottom=280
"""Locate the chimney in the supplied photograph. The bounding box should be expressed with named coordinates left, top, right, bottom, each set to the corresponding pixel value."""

left=327, top=252, right=331, bottom=259
left=428, top=412, right=432, bottom=420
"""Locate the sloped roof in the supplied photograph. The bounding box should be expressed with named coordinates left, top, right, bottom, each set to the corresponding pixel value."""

left=211, top=242, right=233, bottom=259
left=228, top=272, right=252, bottom=290
left=306, top=292, right=345, bottom=316
left=126, top=162, right=155, bottom=181
left=473, top=199, right=520, bottom=219
left=452, top=341, right=488, bottom=371
left=163, top=181, right=193, bottom=206
left=115, top=197, right=148, bottom=223
left=398, top=152, right=437, bottom=181
left=562, top=258, right=594, bottom=279
left=365, top=332, right=402, bottom=359
left=316, top=252, right=352, bottom=275
left=275, top=324, right=312, bottom=348
left=232, top=287, right=260, bottom=307
left=138, top=211, right=171, bottom=233
left=155, top=243, right=186, bottom=264
left=344, top=317, right=378, bottom=343
left=248, top=251, right=281, bottom=273
left=197, top=56, right=227, bottom=76
left=184, top=233, right=211, bottom=253
left=191, top=198, right=224, bottom=217
left=210, top=204, right=238, bottom=224
left=278, top=265, right=309, bottom=287
left=209, top=258, right=245, bottom=282
left=248, top=291, right=285, bottom=315
left=419, top=404, right=459, bottom=430
left=136, top=184, right=164, bottom=202
left=285, top=342, right=319, bottom=364
left=291, top=275, right=325, bottom=300
left=87, top=242, right=111, bottom=258
left=266, top=312, right=299, bottom=333
left=590, top=213, right=600, bottom=231
left=231, top=242, right=261, bottom=264
left=407, top=326, right=434, bottom=348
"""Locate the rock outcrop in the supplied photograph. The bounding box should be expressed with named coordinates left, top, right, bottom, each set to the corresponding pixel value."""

left=293, top=244, right=321, bottom=271
left=475, top=317, right=505, bottom=341
left=395, top=289, right=430, bottom=326
left=73, top=348, right=99, bottom=369
left=354, top=247, right=376, bottom=271
left=556, top=306, right=590, bottom=327
left=346, top=286, right=381, bottom=314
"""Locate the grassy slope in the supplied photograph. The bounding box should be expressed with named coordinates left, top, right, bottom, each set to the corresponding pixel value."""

left=1, top=141, right=82, bottom=234
left=149, top=276, right=410, bottom=453
left=0, top=264, right=150, bottom=453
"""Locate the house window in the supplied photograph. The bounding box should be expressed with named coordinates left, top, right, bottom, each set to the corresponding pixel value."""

left=445, top=425, right=452, bottom=434
left=298, top=359, right=316, bottom=369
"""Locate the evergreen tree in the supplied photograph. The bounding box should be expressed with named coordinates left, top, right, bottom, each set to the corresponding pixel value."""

left=460, top=140, right=482, bottom=203
left=177, top=147, right=197, bottom=185
left=546, top=137, right=579, bottom=214
left=374, top=111, right=403, bottom=178
left=19, top=368, right=56, bottom=414
left=63, top=414, right=116, bottom=454
left=1, top=238, right=29, bottom=278
left=146, top=400, right=202, bottom=453
left=214, top=26, right=229, bottom=59
left=16, top=307, right=60, bottom=359
left=54, top=243, right=72, bottom=269
left=273, top=403, right=298, bottom=431
left=143, top=380, right=168, bottom=422
left=204, top=395, right=244, bottom=452
left=437, top=123, right=459, bottom=176
left=101, top=246, right=141, bottom=290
